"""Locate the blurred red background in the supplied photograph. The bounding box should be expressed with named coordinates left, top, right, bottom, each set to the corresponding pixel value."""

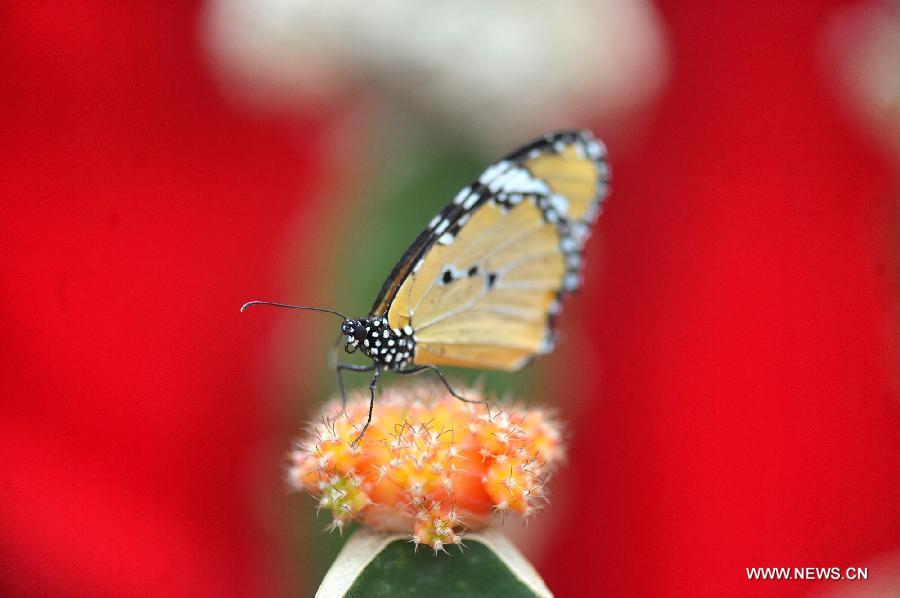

left=2, top=1, right=899, bottom=597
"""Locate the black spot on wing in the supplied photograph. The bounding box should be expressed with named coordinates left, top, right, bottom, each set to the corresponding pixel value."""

left=369, top=184, right=491, bottom=315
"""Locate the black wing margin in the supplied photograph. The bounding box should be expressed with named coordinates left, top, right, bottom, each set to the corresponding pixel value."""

left=369, top=129, right=609, bottom=317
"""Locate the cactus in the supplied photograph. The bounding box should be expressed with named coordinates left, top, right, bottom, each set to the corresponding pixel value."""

left=288, top=383, right=564, bottom=552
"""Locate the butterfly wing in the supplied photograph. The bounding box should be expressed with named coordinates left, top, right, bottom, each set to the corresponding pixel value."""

left=371, top=130, right=610, bottom=371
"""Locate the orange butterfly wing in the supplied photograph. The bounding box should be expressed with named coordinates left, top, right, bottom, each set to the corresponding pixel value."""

left=371, top=130, right=610, bottom=371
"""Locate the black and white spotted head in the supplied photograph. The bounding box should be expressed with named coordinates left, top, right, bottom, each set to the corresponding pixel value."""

left=342, top=316, right=415, bottom=370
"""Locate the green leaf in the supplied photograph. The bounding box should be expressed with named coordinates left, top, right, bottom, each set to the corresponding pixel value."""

left=316, top=528, right=552, bottom=598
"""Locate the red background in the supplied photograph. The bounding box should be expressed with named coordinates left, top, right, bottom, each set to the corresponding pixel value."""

left=2, top=2, right=898, bottom=597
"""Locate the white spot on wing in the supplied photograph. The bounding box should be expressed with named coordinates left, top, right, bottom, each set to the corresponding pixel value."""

left=598, top=160, right=611, bottom=180
left=570, top=221, right=590, bottom=246
left=584, top=201, right=601, bottom=223
left=538, top=332, right=555, bottom=354
left=587, top=140, right=605, bottom=160
left=479, top=161, right=510, bottom=185
left=503, top=168, right=528, bottom=191
left=487, top=166, right=549, bottom=195
left=438, top=232, right=454, bottom=245
left=486, top=168, right=513, bottom=193
left=549, top=194, right=569, bottom=215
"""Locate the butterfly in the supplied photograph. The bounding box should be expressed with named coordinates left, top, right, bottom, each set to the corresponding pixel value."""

left=243, top=129, right=610, bottom=442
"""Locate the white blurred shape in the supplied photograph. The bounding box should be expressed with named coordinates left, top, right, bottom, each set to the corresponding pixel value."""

left=823, top=2, right=900, bottom=159
left=202, top=0, right=668, bottom=148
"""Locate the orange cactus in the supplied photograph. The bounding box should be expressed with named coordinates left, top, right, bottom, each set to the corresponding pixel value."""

left=287, top=384, right=564, bottom=551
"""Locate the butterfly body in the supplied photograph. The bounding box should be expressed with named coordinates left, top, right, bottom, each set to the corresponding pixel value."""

left=341, top=315, right=414, bottom=370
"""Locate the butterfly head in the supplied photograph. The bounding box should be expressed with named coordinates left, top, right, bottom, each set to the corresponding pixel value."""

left=341, top=318, right=367, bottom=351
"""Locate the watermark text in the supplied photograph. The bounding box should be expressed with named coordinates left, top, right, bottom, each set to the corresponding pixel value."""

left=746, top=567, right=868, bottom=581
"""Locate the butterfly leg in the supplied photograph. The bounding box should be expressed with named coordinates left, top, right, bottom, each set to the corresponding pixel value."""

left=395, top=365, right=487, bottom=404
left=351, top=368, right=381, bottom=447
left=336, top=363, right=375, bottom=409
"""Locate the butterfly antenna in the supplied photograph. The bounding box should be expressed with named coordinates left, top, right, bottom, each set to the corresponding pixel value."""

left=240, top=300, right=347, bottom=320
